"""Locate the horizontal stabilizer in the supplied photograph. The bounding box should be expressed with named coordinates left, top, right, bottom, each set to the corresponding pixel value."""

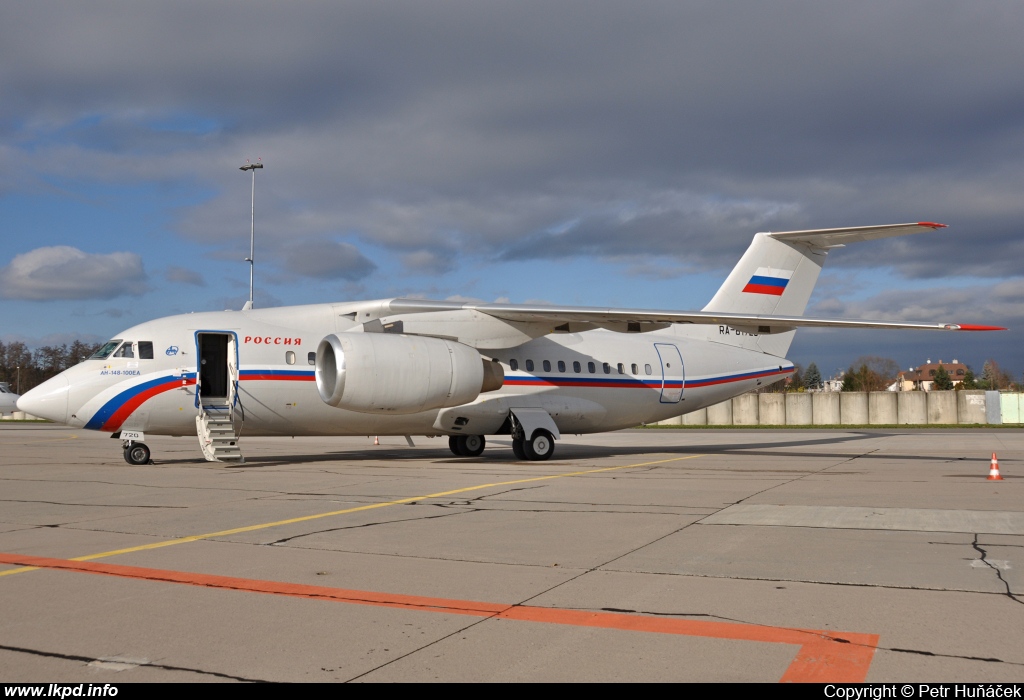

left=766, top=222, right=946, bottom=247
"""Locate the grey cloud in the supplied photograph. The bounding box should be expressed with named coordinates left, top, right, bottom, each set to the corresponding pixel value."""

left=165, top=266, right=206, bottom=286
left=0, top=246, right=148, bottom=301
left=3, top=2, right=1024, bottom=280
left=278, top=239, right=377, bottom=282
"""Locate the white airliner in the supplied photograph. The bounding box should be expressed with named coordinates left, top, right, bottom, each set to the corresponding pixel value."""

left=17, top=223, right=1004, bottom=465
left=0, top=383, right=20, bottom=417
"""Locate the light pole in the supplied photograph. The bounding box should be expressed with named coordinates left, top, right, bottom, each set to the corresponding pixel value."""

left=239, top=159, right=263, bottom=309
left=15, top=366, right=20, bottom=395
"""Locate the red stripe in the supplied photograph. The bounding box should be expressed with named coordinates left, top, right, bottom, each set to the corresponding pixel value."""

left=0, top=551, right=879, bottom=682
left=954, top=324, right=1007, bottom=331
left=101, top=378, right=195, bottom=432
left=742, top=283, right=785, bottom=296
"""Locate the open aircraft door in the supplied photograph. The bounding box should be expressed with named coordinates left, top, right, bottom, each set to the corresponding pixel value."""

left=195, top=332, right=239, bottom=409
left=654, top=343, right=684, bottom=404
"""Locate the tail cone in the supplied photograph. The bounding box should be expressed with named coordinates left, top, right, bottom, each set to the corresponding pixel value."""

left=988, top=453, right=1003, bottom=481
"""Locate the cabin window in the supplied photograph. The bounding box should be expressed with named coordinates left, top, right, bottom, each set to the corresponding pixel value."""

left=138, top=342, right=154, bottom=360
left=525, top=359, right=534, bottom=372
left=603, top=363, right=611, bottom=374
left=587, top=362, right=596, bottom=373
left=558, top=361, right=566, bottom=372
left=543, top=360, right=551, bottom=372
left=573, top=361, right=582, bottom=373
left=308, top=352, right=316, bottom=365
left=617, top=363, right=624, bottom=374
left=631, top=363, right=638, bottom=374
left=645, top=364, right=653, bottom=375
left=510, top=359, right=519, bottom=371
left=113, top=342, right=135, bottom=359
left=286, top=351, right=296, bottom=365
left=90, top=340, right=123, bottom=360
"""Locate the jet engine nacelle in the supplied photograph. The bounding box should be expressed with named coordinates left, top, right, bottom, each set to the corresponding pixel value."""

left=316, top=333, right=500, bottom=414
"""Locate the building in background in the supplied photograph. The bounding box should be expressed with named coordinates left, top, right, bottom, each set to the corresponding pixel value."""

left=892, top=359, right=969, bottom=391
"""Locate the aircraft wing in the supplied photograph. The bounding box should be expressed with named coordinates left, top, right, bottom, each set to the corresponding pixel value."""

left=381, top=298, right=1004, bottom=349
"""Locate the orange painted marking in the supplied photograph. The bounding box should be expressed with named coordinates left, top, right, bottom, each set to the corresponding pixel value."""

left=0, top=552, right=878, bottom=682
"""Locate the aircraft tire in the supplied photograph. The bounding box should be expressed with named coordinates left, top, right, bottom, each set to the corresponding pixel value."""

left=523, top=430, right=555, bottom=461
left=448, top=436, right=464, bottom=456
left=457, top=434, right=485, bottom=457
left=124, top=442, right=151, bottom=466
left=511, top=437, right=526, bottom=460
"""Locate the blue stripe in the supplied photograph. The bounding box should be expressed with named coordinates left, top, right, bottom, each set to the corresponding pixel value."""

left=747, top=275, right=789, bottom=288
left=84, top=374, right=194, bottom=430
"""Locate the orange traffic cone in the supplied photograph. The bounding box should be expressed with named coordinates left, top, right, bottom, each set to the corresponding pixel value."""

left=374, top=436, right=380, bottom=446
left=988, top=453, right=1003, bottom=481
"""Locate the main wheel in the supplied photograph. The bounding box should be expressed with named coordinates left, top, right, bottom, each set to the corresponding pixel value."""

left=124, top=442, right=151, bottom=465
left=523, top=430, right=555, bottom=461
left=511, top=437, right=526, bottom=460
left=448, top=435, right=463, bottom=456
left=457, top=434, right=485, bottom=457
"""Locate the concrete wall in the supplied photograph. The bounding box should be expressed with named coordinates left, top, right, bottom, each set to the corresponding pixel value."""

left=897, top=392, right=928, bottom=425
left=732, top=394, right=759, bottom=425
left=927, top=391, right=958, bottom=424
left=956, top=391, right=987, bottom=425
left=869, top=392, right=898, bottom=425
left=1002, top=393, right=1021, bottom=424
left=812, top=393, right=840, bottom=425
left=683, top=408, right=708, bottom=425
left=660, top=390, right=1020, bottom=427
left=759, top=394, right=786, bottom=425
left=840, top=392, right=869, bottom=425
left=707, top=399, right=733, bottom=425
left=786, top=393, right=813, bottom=425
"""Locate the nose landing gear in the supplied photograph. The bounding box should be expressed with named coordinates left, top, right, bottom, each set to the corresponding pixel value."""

left=123, top=441, right=151, bottom=465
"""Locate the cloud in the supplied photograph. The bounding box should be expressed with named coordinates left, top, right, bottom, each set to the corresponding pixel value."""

left=0, top=246, right=148, bottom=300
left=278, top=239, right=377, bottom=281
left=165, top=265, right=206, bottom=286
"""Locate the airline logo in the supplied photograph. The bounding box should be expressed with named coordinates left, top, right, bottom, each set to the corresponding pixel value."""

left=742, top=267, right=793, bottom=296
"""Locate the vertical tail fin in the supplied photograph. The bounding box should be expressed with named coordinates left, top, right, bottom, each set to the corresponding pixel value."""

left=698, top=223, right=946, bottom=357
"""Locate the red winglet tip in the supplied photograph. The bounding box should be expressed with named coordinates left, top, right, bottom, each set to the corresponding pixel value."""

left=956, top=324, right=1007, bottom=331
left=917, top=221, right=948, bottom=229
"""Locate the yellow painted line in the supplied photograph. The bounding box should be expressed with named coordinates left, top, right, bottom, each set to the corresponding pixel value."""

left=0, top=453, right=704, bottom=578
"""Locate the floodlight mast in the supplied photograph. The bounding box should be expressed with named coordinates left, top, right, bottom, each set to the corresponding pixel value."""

left=239, top=160, right=263, bottom=310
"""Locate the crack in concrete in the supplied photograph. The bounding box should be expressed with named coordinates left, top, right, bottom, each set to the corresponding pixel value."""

left=0, top=643, right=271, bottom=682
left=0, top=499, right=184, bottom=509
left=265, top=508, right=474, bottom=545
left=972, top=534, right=1023, bottom=606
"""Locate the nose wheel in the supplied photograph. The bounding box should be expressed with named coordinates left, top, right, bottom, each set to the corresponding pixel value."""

left=123, top=441, right=151, bottom=465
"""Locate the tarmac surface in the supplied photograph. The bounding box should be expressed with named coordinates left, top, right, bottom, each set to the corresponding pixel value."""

left=1, top=424, right=1022, bottom=683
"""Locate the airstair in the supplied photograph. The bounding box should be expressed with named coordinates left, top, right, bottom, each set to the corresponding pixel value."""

left=196, top=405, right=244, bottom=463
left=194, top=331, right=244, bottom=463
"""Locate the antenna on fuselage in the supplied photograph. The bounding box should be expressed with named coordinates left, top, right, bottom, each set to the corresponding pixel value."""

left=239, top=158, right=264, bottom=310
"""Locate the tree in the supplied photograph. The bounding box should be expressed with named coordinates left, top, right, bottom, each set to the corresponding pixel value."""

left=961, top=368, right=978, bottom=389
left=804, top=362, right=822, bottom=391
left=932, top=364, right=954, bottom=390
left=842, top=356, right=900, bottom=391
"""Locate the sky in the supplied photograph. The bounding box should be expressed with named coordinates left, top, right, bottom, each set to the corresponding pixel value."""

left=1, top=1, right=1022, bottom=380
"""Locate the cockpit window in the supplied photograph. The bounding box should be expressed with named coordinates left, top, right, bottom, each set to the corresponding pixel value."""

left=113, top=342, right=135, bottom=358
left=138, top=342, right=154, bottom=360
left=90, top=340, right=123, bottom=359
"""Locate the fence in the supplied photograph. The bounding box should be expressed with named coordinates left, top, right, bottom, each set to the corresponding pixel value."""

left=656, top=391, right=1023, bottom=426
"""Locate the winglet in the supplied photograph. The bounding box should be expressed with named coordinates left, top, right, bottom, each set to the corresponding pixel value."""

left=947, top=324, right=1008, bottom=331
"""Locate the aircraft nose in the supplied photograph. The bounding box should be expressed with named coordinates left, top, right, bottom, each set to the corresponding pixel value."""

left=17, top=375, right=69, bottom=424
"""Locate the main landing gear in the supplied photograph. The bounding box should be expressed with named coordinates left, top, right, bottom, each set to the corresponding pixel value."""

left=513, top=429, right=555, bottom=461
left=449, top=434, right=486, bottom=457
left=448, top=430, right=555, bottom=461
left=122, top=441, right=151, bottom=465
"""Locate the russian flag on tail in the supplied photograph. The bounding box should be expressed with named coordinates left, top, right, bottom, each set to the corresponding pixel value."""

left=742, top=267, right=793, bottom=296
